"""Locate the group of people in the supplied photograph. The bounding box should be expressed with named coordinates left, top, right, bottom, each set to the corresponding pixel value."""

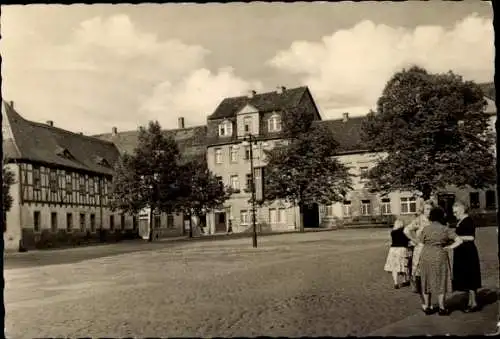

left=384, top=199, right=482, bottom=316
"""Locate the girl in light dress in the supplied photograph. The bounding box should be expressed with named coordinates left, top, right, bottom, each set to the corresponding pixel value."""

left=404, top=200, right=434, bottom=294
left=384, top=219, right=411, bottom=289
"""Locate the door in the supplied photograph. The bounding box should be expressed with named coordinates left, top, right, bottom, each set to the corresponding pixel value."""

left=302, top=203, right=320, bottom=228
left=438, top=193, right=456, bottom=226
left=215, top=212, right=227, bottom=233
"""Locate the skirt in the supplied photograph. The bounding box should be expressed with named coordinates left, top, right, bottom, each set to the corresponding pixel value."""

left=452, top=242, right=482, bottom=291
left=384, top=247, right=409, bottom=273
left=419, top=245, right=450, bottom=294
left=412, top=243, right=424, bottom=277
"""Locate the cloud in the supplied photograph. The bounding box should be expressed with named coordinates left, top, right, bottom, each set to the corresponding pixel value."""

left=139, top=67, right=263, bottom=127
left=1, top=13, right=258, bottom=134
left=269, top=13, right=494, bottom=118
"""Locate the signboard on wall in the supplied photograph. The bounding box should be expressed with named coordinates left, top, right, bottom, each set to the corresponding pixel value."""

left=138, top=208, right=150, bottom=240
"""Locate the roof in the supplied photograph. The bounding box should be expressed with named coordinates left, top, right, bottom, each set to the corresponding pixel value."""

left=479, top=82, right=495, bottom=101
left=2, top=101, right=120, bottom=175
left=208, top=86, right=310, bottom=120
left=94, top=125, right=208, bottom=160
left=316, top=116, right=366, bottom=154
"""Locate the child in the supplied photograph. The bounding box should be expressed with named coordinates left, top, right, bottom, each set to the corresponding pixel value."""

left=384, top=219, right=411, bottom=289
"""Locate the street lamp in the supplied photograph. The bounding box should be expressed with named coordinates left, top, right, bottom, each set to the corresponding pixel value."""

left=242, top=134, right=258, bottom=248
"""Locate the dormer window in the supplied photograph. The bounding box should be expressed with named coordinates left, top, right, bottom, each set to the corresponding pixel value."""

left=243, top=116, right=252, bottom=134
left=55, top=146, right=73, bottom=159
left=268, top=114, right=282, bottom=132
left=218, top=120, right=233, bottom=137
left=95, top=156, right=110, bottom=167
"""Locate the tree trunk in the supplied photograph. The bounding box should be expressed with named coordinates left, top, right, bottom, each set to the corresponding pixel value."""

left=188, top=213, right=193, bottom=238
left=148, top=206, right=154, bottom=242
left=298, top=202, right=305, bottom=233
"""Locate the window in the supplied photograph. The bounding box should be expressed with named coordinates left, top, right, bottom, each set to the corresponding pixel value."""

left=469, top=192, right=480, bottom=209
left=218, top=120, right=233, bottom=137
left=240, top=210, right=249, bottom=225
left=326, top=204, right=334, bottom=216
left=401, top=197, right=417, bottom=214
left=230, top=175, right=240, bottom=190
left=268, top=115, right=282, bottom=132
left=381, top=198, right=391, bottom=215
left=230, top=146, right=238, bottom=163
left=34, top=211, right=41, bottom=232
left=49, top=170, right=58, bottom=192
left=215, top=148, right=223, bottom=164
left=167, top=214, right=175, bottom=228
left=246, top=174, right=253, bottom=191
left=90, top=214, right=96, bottom=232
left=486, top=190, right=496, bottom=210
left=109, top=215, right=115, bottom=231
left=79, top=213, right=86, bottom=231
left=243, top=116, right=252, bottom=134
left=89, top=178, right=95, bottom=196
left=66, top=213, right=73, bottom=232
left=65, top=173, right=72, bottom=195
left=33, top=166, right=41, bottom=190
left=51, top=212, right=58, bottom=232
left=343, top=201, right=352, bottom=217
left=361, top=200, right=371, bottom=216
left=216, top=176, right=224, bottom=189
left=244, top=146, right=251, bottom=160
left=154, top=214, right=161, bottom=229
left=359, top=167, right=368, bottom=181
left=269, top=208, right=286, bottom=223
left=79, top=175, right=86, bottom=200
left=121, top=214, right=126, bottom=230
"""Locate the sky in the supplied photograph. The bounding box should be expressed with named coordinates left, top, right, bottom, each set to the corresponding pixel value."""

left=1, top=2, right=494, bottom=135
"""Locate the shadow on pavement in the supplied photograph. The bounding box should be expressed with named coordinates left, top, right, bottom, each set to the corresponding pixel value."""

left=446, top=288, right=498, bottom=313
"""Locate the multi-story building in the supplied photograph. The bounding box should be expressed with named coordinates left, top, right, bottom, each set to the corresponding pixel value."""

left=2, top=101, right=127, bottom=251
left=205, top=86, right=324, bottom=234
left=204, top=84, right=497, bottom=234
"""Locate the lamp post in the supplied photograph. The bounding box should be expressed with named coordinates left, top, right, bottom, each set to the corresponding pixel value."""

left=242, top=134, right=258, bottom=248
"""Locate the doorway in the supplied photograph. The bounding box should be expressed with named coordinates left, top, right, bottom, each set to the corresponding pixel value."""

left=438, top=193, right=456, bottom=226
left=214, top=212, right=227, bottom=233
left=302, top=203, right=320, bottom=228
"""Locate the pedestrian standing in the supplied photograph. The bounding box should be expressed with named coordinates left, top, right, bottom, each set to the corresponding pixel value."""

left=418, top=206, right=463, bottom=316
left=451, top=200, right=482, bottom=313
left=404, top=200, right=434, bottom=294
left=384, top=219, right=411, bottom=289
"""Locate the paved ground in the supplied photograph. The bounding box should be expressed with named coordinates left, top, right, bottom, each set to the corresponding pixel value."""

left=4, top=227, right=498, bottom=338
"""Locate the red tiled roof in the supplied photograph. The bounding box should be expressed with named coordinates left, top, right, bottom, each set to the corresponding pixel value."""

left=2, top=101, right=120, bottom=175
left=208, top=86, right=309, bottom=120
left=316, top=116, right=366, bottom=154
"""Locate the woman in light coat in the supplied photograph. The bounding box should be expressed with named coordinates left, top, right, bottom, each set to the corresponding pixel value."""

left=404, top=199, right=434, bottom=293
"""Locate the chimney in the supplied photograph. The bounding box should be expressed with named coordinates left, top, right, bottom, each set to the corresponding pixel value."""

left=247, top=90, right=256, bottom=99
left=342, top=112, right=349, bottom=122
left=112, top=127, right=118, bottom=135
left=79, top=132, right=83, bottom=135
left=9, top=101, right=14, bottom=109
left=178, top=117, right=185, bottom=129
left=276, top=86, right=286, bottom=94
left=46, top=120, right=54, bottom=127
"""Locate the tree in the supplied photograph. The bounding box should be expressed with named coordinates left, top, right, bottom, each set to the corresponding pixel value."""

left=2, top=166, right=15, bottom=232
left=361, top=66, right=495, bottom=200
left=110, top=121, right=182, bottom=242
left=175, top=155, right=231, bottom=237
left=262, top=108, right=353, bottom=232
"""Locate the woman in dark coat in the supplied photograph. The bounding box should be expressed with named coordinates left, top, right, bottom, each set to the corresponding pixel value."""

left=451, top=201, right=482, bottom=313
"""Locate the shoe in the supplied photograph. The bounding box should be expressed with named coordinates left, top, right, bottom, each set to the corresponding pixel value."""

left=401, top=281, right=411, bottom=287
left=438, top=308, right=450, bottom=316
left=422, top=306, right=434, bottom=315
left=394, top=284, right=400, bottom=289
left=463, top=305, right=480, bottom=313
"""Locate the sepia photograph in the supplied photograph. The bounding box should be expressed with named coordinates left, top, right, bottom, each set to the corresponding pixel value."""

left=1, top=1, right=498, bottom=337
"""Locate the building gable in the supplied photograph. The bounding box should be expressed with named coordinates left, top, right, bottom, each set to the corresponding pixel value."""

left=236, top=104, right=259, bottom=115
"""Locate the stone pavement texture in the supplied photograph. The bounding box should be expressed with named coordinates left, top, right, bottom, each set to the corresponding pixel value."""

left=4, top=227, right=498, bottom=338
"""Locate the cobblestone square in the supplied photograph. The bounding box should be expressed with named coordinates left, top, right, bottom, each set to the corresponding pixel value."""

left=5, top=228, right=498, bottom=337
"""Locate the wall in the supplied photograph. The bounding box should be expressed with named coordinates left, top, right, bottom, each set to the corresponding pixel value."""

left=4, top=163, right=22, bottom=251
